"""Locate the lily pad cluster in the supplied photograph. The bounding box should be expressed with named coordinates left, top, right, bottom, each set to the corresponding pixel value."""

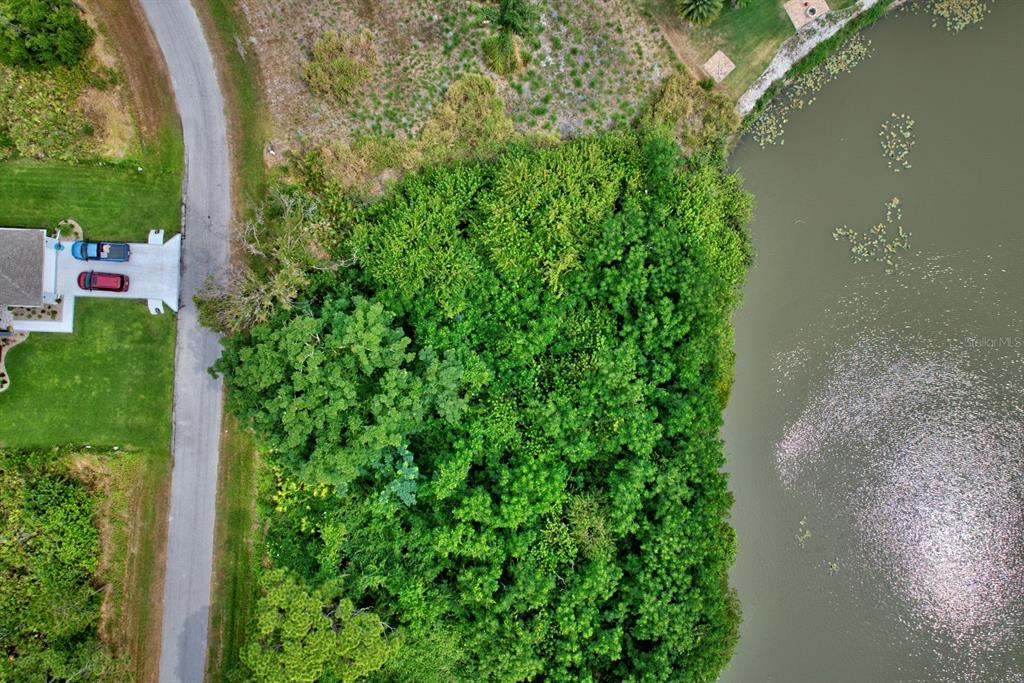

left=752, top=36, right=873, bottom=147
left=879, top=112, right=915, bottom=171
left=832, top=196, right=910, bottom=272
left=929, top=0, right=991, bottom=33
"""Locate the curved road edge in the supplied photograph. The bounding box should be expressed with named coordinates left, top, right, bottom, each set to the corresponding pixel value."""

left=137, top=1, right=231, bottom=681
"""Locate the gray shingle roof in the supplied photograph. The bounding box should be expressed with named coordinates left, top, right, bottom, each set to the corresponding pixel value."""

left=0, top=228, right=45, bottom=307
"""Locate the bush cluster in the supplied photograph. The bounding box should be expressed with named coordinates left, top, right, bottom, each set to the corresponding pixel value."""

left=641, top=69, right=740, bottom=154
left=0, top=62, right=94, bottom=160
left=304, top=30, right=376, bottom=103
left=0, top=0, right=94, bottom=69
left=0, top=451, right=111, bottom=680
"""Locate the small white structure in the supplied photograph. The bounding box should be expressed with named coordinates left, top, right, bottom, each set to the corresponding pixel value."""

left=0, top=226, right=181, bottom=334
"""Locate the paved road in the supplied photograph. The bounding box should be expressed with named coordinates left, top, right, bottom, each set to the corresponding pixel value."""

left=138, top=1, right=231, bottom=681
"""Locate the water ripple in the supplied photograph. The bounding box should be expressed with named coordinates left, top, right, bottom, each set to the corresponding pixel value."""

left=773, top=252, right=1023, bottom=681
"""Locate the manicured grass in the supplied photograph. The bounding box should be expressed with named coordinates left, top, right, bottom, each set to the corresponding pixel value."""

left=205, top=418, right=261, bottom=683
left=689, top=0, right=793, bottom=98
left=0, top=157, right=180, bottom=242
left=0, top=299, right=176, bottom=453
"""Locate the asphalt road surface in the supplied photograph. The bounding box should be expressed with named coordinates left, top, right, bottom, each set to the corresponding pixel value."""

left=138, top=1, right=231, bottom=680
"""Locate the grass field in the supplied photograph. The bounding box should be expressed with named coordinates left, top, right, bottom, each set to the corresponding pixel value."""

left=81, top=449, right=171, bottom=682
left=0, top=298, right=176, bottom=452
left=205, top=419, right=261, bottom=683
left=0, top=147, right=181, bottom=242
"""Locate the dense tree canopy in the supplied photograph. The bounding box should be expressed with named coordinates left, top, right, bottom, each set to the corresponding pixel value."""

left=0, top=451, right=110, bottom=680
left=0, top=0, right=94, bottom=69
left=216, top=133, right=751, bottom=681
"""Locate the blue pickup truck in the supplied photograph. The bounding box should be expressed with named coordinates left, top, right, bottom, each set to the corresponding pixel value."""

left=71, top=240, right=131, bottom=262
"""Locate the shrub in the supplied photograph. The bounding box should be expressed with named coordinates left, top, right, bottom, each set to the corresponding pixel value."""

left=641, top=69, right=740, bottom=153
left=481, top=29, right=527, bottom=75
left=418, top=73, right=515, bottom=164
left=304, top=30, right=376, bottom=103
left=0, top=0, right=94, bottom=69
left=677, top=0, right=725, bottom=25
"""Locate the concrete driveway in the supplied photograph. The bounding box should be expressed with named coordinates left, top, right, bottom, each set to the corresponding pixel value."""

left=57, top=233, right=181, bottom=308
left=12, top=232, right=180, bottom=333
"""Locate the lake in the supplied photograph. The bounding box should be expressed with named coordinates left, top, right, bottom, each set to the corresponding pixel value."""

left=721, top=3, right=1024, bottom=682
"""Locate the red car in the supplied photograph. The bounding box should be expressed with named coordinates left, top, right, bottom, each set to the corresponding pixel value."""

left=77, top=271, right=129, bottom=292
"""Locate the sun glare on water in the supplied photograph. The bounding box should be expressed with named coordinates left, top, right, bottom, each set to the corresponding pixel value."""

left=773, top=253, right=1023, bottom=681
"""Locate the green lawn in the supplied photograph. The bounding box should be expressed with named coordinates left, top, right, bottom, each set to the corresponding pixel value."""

left=0, top=299, right=176, bottom=453
left=654, top=0, right=860, bottom=99
left=205, top=419, right=261, bottom=683
left=0, top=158, right=181, bottom=242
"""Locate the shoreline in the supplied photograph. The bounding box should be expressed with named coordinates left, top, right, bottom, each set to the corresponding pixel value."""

left=736, top=0, right=891, bottom=115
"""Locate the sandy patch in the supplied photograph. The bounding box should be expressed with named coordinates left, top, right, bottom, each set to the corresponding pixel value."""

left=704, top=50, right=736, bottom=82
left=74, top=1, right=142, bottom=156
left=649, top=3, right=710, bottom=81
left=82, top=0, right=177, bottom=140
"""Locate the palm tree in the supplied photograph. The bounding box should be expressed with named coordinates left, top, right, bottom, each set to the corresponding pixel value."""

left=677, top=0, right=724, bottom=25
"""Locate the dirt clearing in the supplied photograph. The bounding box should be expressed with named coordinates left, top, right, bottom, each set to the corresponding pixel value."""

left=236, top=0, right=677, bottom=154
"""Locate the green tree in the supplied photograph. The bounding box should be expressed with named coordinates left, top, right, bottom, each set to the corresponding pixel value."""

left=241, top=569, right=395, bottom=682
left=482, top=0, right=539, bottom=38
left=0, top=0, right=94, bottom=69
left=480, top=0, right=538, bottom=75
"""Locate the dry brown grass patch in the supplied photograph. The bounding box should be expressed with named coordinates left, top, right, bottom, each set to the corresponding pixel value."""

left=84, top=0, right=178, bottom=140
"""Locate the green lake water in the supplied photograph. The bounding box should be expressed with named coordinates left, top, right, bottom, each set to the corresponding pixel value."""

left=721, top=4, right=1023, bottom=682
